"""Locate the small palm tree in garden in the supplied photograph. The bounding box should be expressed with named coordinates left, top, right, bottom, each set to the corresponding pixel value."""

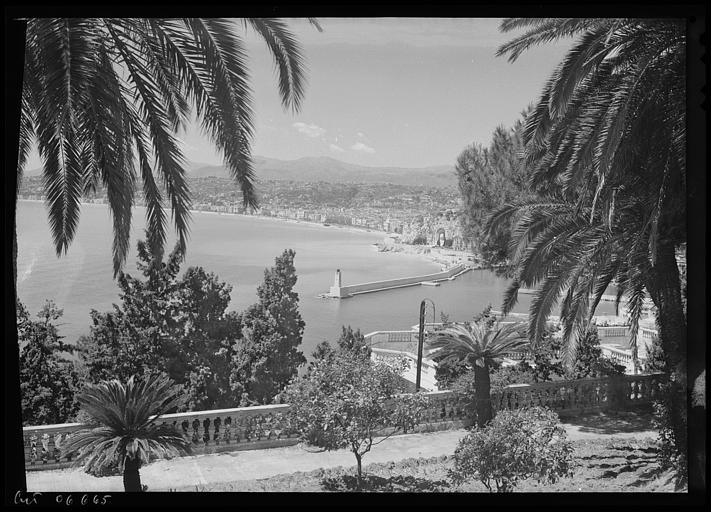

left=427, top=320, right=528, bottom=426
left=62, top=373, right=190, bottom=492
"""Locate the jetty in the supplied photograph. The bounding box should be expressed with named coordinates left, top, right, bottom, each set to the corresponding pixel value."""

left=326, top=264, right=470, bottom=298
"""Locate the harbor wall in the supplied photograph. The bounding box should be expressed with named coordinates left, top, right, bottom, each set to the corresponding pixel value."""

left=329, top=264, right=467, bottom=298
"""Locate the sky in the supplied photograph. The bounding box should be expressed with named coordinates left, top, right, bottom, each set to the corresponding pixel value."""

left=26, top=18, right=574, bottom=170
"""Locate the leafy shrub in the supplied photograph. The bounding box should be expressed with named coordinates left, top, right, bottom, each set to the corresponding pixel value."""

left=449, top=407, right=575, bottom=492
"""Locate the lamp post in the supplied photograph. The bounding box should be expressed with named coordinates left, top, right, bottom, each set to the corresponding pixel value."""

left=415, top=298, right=436, bottom=392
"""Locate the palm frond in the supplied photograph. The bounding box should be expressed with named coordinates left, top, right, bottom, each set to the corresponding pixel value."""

left=245, top=18, right=308, bottom=113
left=426, top=321, right=528, bottom=365
left=105, top=19, right=193, bottom=259
left=497, top=18, right=609, bottom=63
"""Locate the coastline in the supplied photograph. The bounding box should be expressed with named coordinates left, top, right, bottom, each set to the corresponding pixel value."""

left=373, top=240, right=476, bottom=271
left=18, top=198, right=473, bottom=270
left=17, top=198, right=387, bottom=238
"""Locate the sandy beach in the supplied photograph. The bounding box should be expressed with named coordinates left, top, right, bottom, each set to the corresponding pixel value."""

left=17, top=198, right=388, bottom=238
left=19, top=198, right=473, bottom=269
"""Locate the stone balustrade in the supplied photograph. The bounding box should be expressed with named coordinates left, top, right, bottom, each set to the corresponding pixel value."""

left=364, top=330, right=418, bottom=344
left=492, top=372, right=663, bottom=416
left=23, top=404, right=299, bottom=471
left=597, top=326, right=630, bottom=337
left=23, top=373, right=664, bottom=471
left=370, top=347, right=439, bottom=392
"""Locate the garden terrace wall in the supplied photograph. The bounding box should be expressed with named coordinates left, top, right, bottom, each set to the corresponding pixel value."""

left=22, top=373, right=664, bottom=471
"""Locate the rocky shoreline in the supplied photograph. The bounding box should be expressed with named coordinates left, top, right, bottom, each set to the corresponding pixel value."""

left=374, top=241, right=478, bottom=271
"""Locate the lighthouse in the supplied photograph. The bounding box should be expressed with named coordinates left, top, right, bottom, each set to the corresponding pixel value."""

left=329, top=269, right=343, bottom=297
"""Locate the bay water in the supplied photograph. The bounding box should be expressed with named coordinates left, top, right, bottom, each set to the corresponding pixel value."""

left=15, top=200, right=616, bottom=359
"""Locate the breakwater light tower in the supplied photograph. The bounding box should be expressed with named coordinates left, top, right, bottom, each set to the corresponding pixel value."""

left=329, top=269, right=344, bottom=298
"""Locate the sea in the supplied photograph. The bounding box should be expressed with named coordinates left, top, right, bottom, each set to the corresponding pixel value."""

left=16, top=200, right=618, bottom=360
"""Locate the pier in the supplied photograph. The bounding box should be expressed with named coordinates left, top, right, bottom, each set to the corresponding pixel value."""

left=326, top=264, right=470, bottom=298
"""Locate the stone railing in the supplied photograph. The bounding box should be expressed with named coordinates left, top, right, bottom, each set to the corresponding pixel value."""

left=492, top=372, right=663, bottom=417
left=370, top=347, right=439, bottom=392
left=364, top=330, right=418, bottom=345
left=600, top=345, right=648, bottom=373
left=640, top=326, right=658, bottom=341
left=597, top=326, right=629, bottom=337
left=22, top=373, right=664, bottom=471
left=23, top=404, right=299, bottom=472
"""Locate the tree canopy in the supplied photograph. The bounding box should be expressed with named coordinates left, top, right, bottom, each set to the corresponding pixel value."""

left=455, top=111, right=534, bottom=266
left=18, top=300, right=81, bottom=425
left=282, top=351, right=426, bottom=487
left=77, top=236, right=240, bottom=411
left=229, top=249, right=306, bottom=405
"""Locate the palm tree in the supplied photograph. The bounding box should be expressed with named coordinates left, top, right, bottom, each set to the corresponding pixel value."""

left=491, top=17, right=689, bottom=483
left=427, top=321, right=528, bottom=426
left=486, top=195, right=653, bottom=370
left=19, top=17, right=322, bottom=276
left=61, top=373, right=190, bottom=492
left=493, top=18, right=685, bottom=369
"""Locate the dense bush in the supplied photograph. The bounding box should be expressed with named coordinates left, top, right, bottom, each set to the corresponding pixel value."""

left=449, top=407, right=575, bottom=492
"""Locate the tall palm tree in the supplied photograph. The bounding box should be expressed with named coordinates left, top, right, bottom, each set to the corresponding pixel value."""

left=427, top=321, right=528, bottom=426
left=493, top=18, right=685, bottom=371
left=19, top=17, right=322, bottom=276
left=491, top=17, right=689, bottom=483
left=61, top=373, right=190, bottom=492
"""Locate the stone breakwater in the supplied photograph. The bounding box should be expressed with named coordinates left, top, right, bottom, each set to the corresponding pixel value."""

left=327, top=264, right=470, bottom=298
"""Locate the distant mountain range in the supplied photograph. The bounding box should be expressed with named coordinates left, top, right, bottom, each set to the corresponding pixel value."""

left=191, top=156, right=457, bottom=187
left=25, top=156, right=458, bottom=188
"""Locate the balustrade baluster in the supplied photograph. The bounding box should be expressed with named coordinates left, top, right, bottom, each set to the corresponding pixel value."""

left=213, top=417, right=221, bottom=444
left=202, top=418, right=211, bottom=445
left=29, top=434, right=37, bottom=465
left=53, top=433, right=63, bottom=462
left=191, top=419, right=200, bottom=444
left=263, top=414, right=272, bottom=439
left=223, top=416, right=233, bottom=443
left=41, top=433, right=50, bottom=463
left=258, top=415, right=267, bottom=440
left=241, top=416, right=252, bottom=442
left=273, top=413, right=283, bottom=439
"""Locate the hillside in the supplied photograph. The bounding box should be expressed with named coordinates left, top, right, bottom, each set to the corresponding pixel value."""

left=24, top=156, right=458, bottom=188
left=190, top=156, right=457, bottom=187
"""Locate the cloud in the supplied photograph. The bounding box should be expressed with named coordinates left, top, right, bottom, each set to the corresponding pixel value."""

left=292, top=122, right=326, bottom=138
left=351, top=142, right=375, bottom=154
left=329, top=144, right=345, bottom=153
left=357, top=131, right=366, bottom=139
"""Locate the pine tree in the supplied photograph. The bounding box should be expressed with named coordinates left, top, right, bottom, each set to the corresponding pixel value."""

left=18, top=300, right=80, bottom=425
left=230, top=249, right=306, bottom=405
left=78, top=236, right=240, bottom=410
